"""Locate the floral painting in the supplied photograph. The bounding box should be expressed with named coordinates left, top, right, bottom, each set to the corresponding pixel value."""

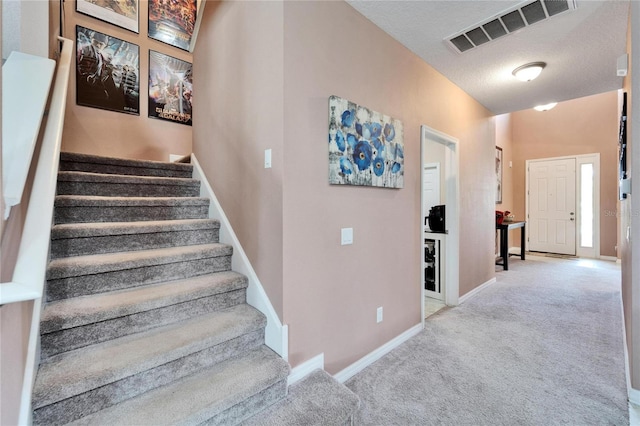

left=329, top=96, right=404, bottom=188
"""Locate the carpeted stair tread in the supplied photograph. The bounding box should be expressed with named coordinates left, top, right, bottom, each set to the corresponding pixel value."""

left=51, top=218, right=219, bottom=239
left=56, top=171, right=200, bottom=198
left=54, top=195, right=210, bottom=224
left=46, top=243, right=232, bottom=280
left=57, top=171, right=200, bottom=186
left=242, top=369, right=360, bottom=426
left=59, top=152, right=192, bottom=178
left=41, top=271, right=248, bottom=334
left=33, top=304, right=266, bottom=409
left=65, top=346, right=290, bottom=426
left=55, top=195, right=209, bottom=207
left=50, top=219, right=220, bottom=258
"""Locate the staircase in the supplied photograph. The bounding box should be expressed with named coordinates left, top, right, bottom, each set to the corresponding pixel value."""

left=31, top=152, right=358, bottom=425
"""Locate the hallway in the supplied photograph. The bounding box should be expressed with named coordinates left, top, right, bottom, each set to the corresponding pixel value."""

left=347, top=255, right=628, bottom=425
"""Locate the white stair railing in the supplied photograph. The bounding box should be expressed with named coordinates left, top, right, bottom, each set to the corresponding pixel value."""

left=0, top=36, right=73, bottom=425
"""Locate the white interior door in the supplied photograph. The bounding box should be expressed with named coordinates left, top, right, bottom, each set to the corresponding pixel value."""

left=528, top=158, right=577, bottom=255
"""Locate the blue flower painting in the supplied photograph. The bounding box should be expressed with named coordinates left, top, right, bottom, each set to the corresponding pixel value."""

left=328, top=95, right=404, bottom=188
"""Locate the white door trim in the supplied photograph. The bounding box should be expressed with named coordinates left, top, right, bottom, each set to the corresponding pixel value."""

left=421, top=126, right=460, bottom=326
left=525, top=153, right=601, bottom=258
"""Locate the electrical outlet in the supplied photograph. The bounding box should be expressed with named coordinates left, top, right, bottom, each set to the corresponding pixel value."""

left=377, top=307, right=383, bottom=323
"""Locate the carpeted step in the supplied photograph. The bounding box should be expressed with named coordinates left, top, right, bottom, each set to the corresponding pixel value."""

left=32, top=304, right=268, bottom=426
left=40, top=271, right=248, bottom=359
left=241, top=369, right=360, bottom=426
left=46, top=244, right=232, bottom=301
left=63, top=346, right=290, bottom=426
left=59, top=152, right=193, bottom=178
left=50, top=219, right=219, bottom=259
left=56, top=171, right=201, bottom=198
left=54, top=195, right=210, bottom=224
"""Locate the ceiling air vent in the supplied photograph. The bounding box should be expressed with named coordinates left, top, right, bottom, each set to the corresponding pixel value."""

left=446, top=0, right=577, bottom=54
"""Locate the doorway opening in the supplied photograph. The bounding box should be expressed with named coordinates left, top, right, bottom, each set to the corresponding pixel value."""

left=420, top=126, right=460, bottom=323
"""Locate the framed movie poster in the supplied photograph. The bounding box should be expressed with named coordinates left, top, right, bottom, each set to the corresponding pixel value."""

left=76, top=26, right=140, bottom=115
left=76, top=0, right=139, bottom=33
left=148, top=0, right=197, bottom=51
left=148, top=50, right=193, bottom=125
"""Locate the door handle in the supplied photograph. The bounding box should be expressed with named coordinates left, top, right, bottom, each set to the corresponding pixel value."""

left=570, top=218, right=575, bottom=221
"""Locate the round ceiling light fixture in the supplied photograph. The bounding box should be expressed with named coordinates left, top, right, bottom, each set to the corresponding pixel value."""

left=512, top=62, right=547, bottom=82
left=533, top=102, right=558, bottom=112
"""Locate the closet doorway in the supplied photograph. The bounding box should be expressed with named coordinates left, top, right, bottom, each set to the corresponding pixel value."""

left=420, top=126, right=460, bottom=323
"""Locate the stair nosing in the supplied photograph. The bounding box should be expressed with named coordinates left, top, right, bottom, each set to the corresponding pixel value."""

left=57, top=171, right=200, bottom=186
left=41, top=271, right=248, bottom=333
left=54, top=195, right=210, bottom=207
left=33, top=304, right=267, bottom=409
left=51, top=219, right=219, bottom=240
left=46, top=243, right=232, bottom=280
left=59, top=152, right=192, bottom=172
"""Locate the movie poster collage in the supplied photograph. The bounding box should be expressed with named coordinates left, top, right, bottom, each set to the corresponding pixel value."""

left=76, top=0, right=195, bottom=126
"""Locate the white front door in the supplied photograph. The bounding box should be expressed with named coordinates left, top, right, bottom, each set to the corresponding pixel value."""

left=528, top=158, right=577, bottom=255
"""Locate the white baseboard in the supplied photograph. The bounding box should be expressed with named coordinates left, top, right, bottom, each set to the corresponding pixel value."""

left=288, top=353, right=324, bottom=386
left=191, top=154, right=288, bottom=360
left=619, top=290, right=640, bottom=407
left=598, top=255, right=618, bottom=262
left=630, top=387, right=640, bottom=406
left=333, top=323, right=423, bottom=384
left=458, top=277, right=496, bottom=305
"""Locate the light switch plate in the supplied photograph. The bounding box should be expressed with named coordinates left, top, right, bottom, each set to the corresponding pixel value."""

left=264, top=149, right=272, bottom=168
left=341, top=228, right=353, bottom=245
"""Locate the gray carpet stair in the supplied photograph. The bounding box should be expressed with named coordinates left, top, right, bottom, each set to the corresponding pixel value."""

left=40, top=271, right=249, bottom=359
left=46, top=243, right=233, bottom=301
left=64, top=346, right=290, bottom=426
left=54, top=195, right=210, bottom=223
left=59, top=152, right=193, bottom=178
left=50, top=218, right=219, bottom=258
left=242, top=369, right=360, bottom=426
left=56, top=171, right=201, bottom=197
left=33, top=152, right=357, bottom=425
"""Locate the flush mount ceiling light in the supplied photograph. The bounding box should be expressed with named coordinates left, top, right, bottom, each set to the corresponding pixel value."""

left=512, top=62, right=546, bottom=81
left=533, top=102, right=557, bottom=111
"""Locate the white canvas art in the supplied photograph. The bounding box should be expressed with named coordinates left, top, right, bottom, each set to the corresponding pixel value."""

left=328, top=95, right=404, bottom=188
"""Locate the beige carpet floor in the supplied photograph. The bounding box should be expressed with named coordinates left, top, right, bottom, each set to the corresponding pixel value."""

left=347, top=256, right=628, bottom=425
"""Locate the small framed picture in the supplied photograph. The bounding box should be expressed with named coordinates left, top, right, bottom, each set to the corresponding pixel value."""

left=148, top=0, right=197, bottom=51
left=148, top=50, right=193, bottom=125
left=76, top=26, right=140, bottom=115
left=76, top=0, right=139, bottom=34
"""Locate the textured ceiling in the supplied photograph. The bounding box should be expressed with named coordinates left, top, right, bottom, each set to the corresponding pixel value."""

left=347, top=0, right=630, bottom=114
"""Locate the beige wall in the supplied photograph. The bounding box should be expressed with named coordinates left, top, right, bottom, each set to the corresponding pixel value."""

left=281, top=1, right=495, bottom=372
left=192, top=1, right=285, bottom=317
left=496, top=114, right=514, bottom=213
left=192, top=0, right=496, bottom=373
left=509, top=91, right=619, bottom=257
left=61, top=0, right=192, bottom=161
left=495, top=114, right=514, bottom=255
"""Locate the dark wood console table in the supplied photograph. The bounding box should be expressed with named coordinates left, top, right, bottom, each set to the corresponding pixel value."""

left=496, top=221, right=526, bottom=271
